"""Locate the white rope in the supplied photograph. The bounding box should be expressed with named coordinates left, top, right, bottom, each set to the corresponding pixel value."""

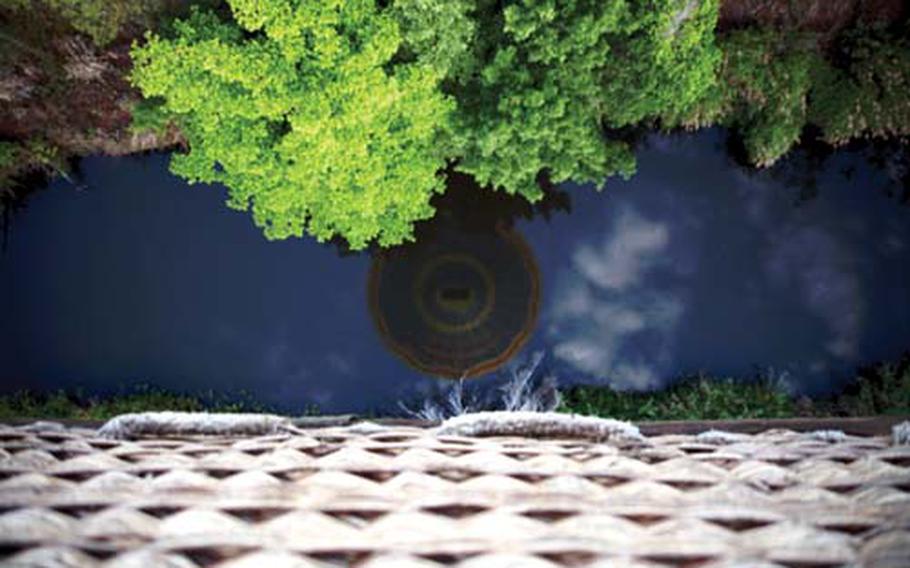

left=435, top=411, right=643, bottom=442
left=97, top=411, right=296, bottom=439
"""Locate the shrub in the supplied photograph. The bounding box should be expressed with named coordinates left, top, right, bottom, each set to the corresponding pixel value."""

left=665, top=29, right=819, bottom=167
left=667, top=26, right=910, bottom=167
left=809, top=30, right=910, bottom=146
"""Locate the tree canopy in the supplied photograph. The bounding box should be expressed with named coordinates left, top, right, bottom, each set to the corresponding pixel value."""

left=134, top=1, right=910, bottom=249
left=451, top=0, right=720, bottom=200
left=131, top=1, right=455, bottom=249
left=131, top=0, right=724, bottom=248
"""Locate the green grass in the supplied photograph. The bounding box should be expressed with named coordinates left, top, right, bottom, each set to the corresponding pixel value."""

left=558, top=375, right=796, bottom=421
left=2, top=356, right=908, bottom=422
left=0, top=386, right=275, bottom=421
left=559, top=355, right=910, bottom=421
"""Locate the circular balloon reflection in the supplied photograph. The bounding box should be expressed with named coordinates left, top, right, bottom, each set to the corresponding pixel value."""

left=369, top=222, right=540, bottom=378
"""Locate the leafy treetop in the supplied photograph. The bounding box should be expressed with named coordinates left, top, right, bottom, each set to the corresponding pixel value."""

left=132, top=0, right=724, bottom=248
left=131, top=0, right=455, bottom=249
left=453, top=0, right=720, bottom=200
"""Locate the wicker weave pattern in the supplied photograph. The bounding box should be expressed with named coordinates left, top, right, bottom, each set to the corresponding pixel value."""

left=1, top=421, right=909, bottom=567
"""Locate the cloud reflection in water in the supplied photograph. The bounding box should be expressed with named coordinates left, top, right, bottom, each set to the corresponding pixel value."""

left=549, top=208, right=686, bottom=390
left=535, top=132, right=909, bottom=396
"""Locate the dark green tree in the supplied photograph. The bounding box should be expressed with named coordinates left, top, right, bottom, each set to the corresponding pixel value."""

left=452, top=0, right=721, bottom=200
left=131, top=0, right=722, bottom=247
left=663, top=29, right=819, bottom=167
left=809, top=31, right=910, bottom=146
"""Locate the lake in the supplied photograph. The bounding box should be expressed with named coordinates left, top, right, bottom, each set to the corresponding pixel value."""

left=2, top=130, right=908, bottom=414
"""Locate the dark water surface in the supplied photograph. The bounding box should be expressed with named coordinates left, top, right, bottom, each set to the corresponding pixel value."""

left=2, top=131, right=909, bottom=413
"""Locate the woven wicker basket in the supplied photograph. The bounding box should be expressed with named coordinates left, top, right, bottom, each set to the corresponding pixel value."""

left=1, top=415, right=908, bottom=567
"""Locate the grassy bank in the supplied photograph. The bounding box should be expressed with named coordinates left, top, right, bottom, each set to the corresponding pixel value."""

left=558, top=376, right=796, bottom=421
left=2, top=355, right=908, bottom=422
left=559, top=355, right=910, bottom=421
left=0, top=386, right=274, bottom=421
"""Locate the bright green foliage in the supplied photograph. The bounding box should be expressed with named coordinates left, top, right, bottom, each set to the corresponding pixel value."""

left=131, top=1, right=456, bottom=250
left=452, top=0, right=719, bottom=201
left=129, top=0, right=723, bottom=244
left=809, top=32, right=910, bottom=146
left=666, top=29, right=818, bottom=167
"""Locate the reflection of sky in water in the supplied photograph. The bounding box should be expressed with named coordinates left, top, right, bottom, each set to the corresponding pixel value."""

left=522, top=132, right=910, bottom=396
left=1, top=130, right=909, bottom=411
